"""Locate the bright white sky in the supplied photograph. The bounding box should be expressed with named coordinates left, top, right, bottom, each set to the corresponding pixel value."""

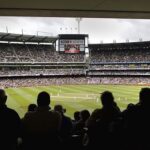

left=0, top=17, right=150, bottom=43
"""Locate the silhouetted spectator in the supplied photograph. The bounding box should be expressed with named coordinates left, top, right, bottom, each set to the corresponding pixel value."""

left=122, top=88, right=150, bottom=150
left=86, top=91, right=121, bottom=150
left=73, top=111, right=80, bottom=123
left=23, top=104, right=37, bottom=120
left=28, top=103, right=37, bottom=112
left=74, top=109, right=90, bottom=136
left=22, top=91, right=61, bottom=150
left=72, top=111, right=80, bottom=133
left=0, top=89, right=21, bottom=150
left=54, top=104, right=73, bottom=148
left=54, top=104, right=73, bottom=139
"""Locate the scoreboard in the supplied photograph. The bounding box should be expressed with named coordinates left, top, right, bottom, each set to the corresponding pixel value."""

left=58, top=34, right=88, bottom=53
left=59, top=39, right=84, bottom=53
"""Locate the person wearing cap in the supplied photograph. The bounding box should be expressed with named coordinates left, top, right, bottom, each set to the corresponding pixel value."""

left=54, top=104, right=73, bottom=146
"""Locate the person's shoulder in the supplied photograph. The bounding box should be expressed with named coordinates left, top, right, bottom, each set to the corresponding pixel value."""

left=5, top=107, right=20, bottom=119
left=50, top=110, right=61, bottom=117
left=23, top=111, right=35, bottom=118
left=90, top=108, right=102, bottom=119
left=63, top=115, right=72, bottom=122
left=93, top=108, right=102, bottom=114
left=6, top=107, right=18, bottom=114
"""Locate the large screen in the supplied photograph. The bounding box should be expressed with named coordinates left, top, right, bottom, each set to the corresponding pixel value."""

left=59, top=39, right=85, bottom=53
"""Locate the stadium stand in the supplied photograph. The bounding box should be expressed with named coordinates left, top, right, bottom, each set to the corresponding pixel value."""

left=0, top=33, right=86, bottom=85
left=0, top=43, right=84, bottom=63
left=88, top=41, right=150, bottom=81
left=89, top=42, right=150, bottom=63
left=1, top=32, right=150, bottom=88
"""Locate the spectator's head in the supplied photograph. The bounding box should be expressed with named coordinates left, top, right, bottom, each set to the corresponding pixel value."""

left=28, top=103, right=37, bottom=112
left=139, top=88, right=150, bottom=105
left=0, top=89, right=7, bottom=105
left=80, top=109, right=90, bottom=122
left=74, top=111, right=80, bottom=121
left=54, top=104, right=66, bottom=114
left=37, top=91, right=50, bottom=107
left=127, top=103, right=135, bottom=110
left=101, top=91, right=114, bottom=107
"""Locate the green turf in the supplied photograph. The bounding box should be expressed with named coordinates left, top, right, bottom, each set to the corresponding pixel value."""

left=5, top=84, right=148, bottom=118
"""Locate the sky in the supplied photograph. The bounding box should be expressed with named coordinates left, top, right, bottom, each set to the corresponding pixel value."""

left=0, top=17, right=150, bottom=43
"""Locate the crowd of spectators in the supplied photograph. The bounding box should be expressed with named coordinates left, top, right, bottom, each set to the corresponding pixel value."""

left=0, top=77, right=88, bottom=88
left=1, top=87, right=150, bottom=150
left=0, top=43, right=85, bottom=62
left=1, top=41, right=150, bottom=149
left=0, top=69, right=85, bottom=76
left=1, top=66, right=149, bottom=77
left=87, top=77, right=150, bottom=85
left=90, top=49, right=150, bottom=63
left=88, top=70, right=150, bottom=76
left=89, top=47, right=150, bottom=76
left=89, top=64, right=150, bottom=70
left=1, top=42, right=150, bottom=82
left=1, top=77, right=150, bottom=88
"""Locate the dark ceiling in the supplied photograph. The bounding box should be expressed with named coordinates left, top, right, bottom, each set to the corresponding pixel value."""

left=0, top=0, right=150, bottom=19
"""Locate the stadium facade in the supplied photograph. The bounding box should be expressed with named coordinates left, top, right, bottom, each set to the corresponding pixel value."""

left=0, top=32, right=150, bottom=87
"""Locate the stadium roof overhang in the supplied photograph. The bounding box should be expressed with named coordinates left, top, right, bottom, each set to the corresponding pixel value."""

left=0, top=32, right=58, bottom=43
left=0, top=0, right=150, bottom=19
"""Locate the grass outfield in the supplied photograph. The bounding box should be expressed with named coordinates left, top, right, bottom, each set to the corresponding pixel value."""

left=4, top=84, right=148, bottom=118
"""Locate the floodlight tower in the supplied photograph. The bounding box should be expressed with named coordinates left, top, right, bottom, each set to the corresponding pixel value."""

left=76, top=18, right=82, bottom=34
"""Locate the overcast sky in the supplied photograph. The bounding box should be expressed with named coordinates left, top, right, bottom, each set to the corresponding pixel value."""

left=0, top=17, right=150, bottom=43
